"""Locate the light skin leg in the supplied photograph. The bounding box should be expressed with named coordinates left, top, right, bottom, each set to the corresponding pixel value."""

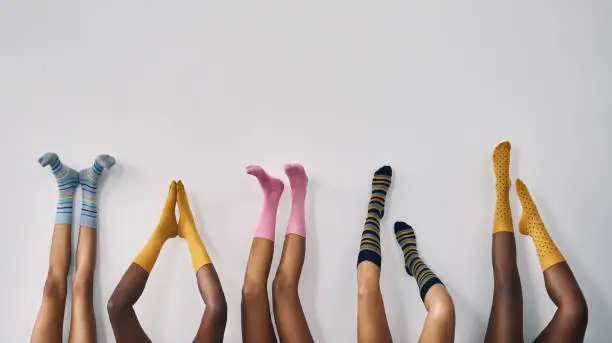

left=68, top=227, right=98, bottom=343
left=357, top=261, right=393, bottom=343
left=31, top=224, right=71, bottom=343
left=419, top=284, right=456, bottom=343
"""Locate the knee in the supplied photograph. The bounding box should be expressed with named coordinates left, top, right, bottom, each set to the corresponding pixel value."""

left=207, top=295, right=228, bottom=325
left=561, top=295, right=588, bottom=325
left=107, top=290, right=129, bottom=320
left=241, top=278, right=268, bottom=303
left=273, top=272, right=298, bottom=298
left=71, top=275, right=93, bottom=300
left=357, top=281, right=381, bottom=300
left=428, top=293, right=455, bottom=324
left=43, top=273, right=67, bottom=299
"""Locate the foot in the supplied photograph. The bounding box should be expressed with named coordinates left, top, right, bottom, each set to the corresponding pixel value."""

left=79, top=154, right=116, bottom=229
left=156, top=181, right=178, bottom=239
left=38, top=152, right=79, bottom=225
left=177, top=180, right=197, bottom=238
left=246, top=165, right=284, bottom=199
left=284, top=163, right=308, bottom=191
left=492, top=142, right=513, bottom=233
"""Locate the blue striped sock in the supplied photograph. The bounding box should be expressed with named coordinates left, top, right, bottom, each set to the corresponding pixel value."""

left=79, top=154, right=116, bottom=229
left=394, top=221, right=443, bottom=301
left=39, top=153, right=79, bottom=225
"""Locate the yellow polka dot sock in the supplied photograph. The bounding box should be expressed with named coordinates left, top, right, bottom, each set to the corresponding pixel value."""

left=134, top=181, right=178, bottom=273
left=177, top=181, right=212, bottom=273
left=493, top=142, right=514, bottom=234
left=516, top=179, right=565, bottom=271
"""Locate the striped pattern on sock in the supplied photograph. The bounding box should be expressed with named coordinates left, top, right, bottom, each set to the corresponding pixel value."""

left=357, top=166, right=392, bottom=268
left=79, top=155, right=115, bottom=229
left=394, top=221, right=443, bottom=301
left=39, top=153, right=79, bottom=225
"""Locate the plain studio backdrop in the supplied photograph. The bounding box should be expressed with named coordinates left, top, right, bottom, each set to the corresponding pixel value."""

left=1, top=1, right=611, bottom=342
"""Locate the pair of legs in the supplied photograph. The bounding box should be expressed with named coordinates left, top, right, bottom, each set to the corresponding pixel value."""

left=108, top=181, right=227, bottom=343
left=31, top=153, right=115, bottom=343
left=241, top=164, right=313, bottom=343
left=485, top=142, right=588, bottom=343
left=356, top=166, right=455, bottom=343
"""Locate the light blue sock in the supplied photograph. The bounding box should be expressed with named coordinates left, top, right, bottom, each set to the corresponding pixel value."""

left=39, top=153, right=79, bottom=225
left=79, top=154, right=116, bottom=228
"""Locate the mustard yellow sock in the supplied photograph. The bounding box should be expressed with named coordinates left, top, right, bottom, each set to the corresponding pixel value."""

left=516, top=179, right=565, bottom=271
left=493, top=142, right=514, bottom=234
left=177, top=181, right=212, bottom=273
left=134, top=181, right=178, bottom=273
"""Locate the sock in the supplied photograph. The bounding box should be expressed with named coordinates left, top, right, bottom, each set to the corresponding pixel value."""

left=285, top=163, right=308, bottom=238
left=177, top=181, right=212, bottom=273
left=493, top=142, right=514, bottom=234
left=394, top=221, right=443, bottom=301
left=38, top=153, right=79, bottom=225
left=79, top=154, right=116, bottom=228
left=357, top=166, right=392, bottom=268
left=134, top=181, right=178, bottom=273
left=516, top=179, right=566, bottom=271
left=247, top=165, right=284, bottom=241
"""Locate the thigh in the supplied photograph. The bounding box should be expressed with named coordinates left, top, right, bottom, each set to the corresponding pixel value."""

left=68, top=292, right=97, bottom=343
left=357, top=262, right=393, bottom=343
left=273, top=235, right=313, bottom=343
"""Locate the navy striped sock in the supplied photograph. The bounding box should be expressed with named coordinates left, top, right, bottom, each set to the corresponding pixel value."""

left=79, top=155, right=115, bottom=228
left=394, top=221, right=443, bottom=301
left=39, top=153, right=79, bottom=225
left=357, top=166, right=392, bottom=268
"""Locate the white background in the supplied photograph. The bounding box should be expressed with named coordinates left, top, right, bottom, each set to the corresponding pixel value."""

left=1, top=1, right=611, bottom=342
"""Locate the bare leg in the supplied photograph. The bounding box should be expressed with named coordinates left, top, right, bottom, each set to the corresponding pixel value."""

left=534, top=262, right=588, bottom=343
left=272, top=234, right=313, bottom=343
left=241, top=238, right=277, bottom=343
left=107, top=264, right=152, bottom=343
left=193, top=264, right=228, bottom=343
left=31, top=224, right=71, bottom=343
left=357, top=262, right=393, bottom=343
left=484, top=232, right=524, bottom=343
left=68, top=227, right=97, bottom=343
left=419, top=284, right=456, bottom=343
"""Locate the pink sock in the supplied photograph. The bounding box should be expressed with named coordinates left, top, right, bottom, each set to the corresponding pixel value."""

left=285, top=163, right=308, bottom=238
left=247, top=165, right=284, bottom=241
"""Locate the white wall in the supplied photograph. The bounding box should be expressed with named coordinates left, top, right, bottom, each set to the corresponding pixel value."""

left=1, top=1, right=611, bottom=342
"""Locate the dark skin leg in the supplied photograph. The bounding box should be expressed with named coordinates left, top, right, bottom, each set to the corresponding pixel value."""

left=107, top=263, right=152, bottom=343
left=68, top=227, right=98, bottom=343
left=534, top=262, right=588, bottom=343
left=193, top=264, right=228, bottom=343
left=272, top=234, right=313, bottom=343
left=241, top=238, right=277, bottom=343
left=484, top=232, right=524, bottom=343
left=31, top=224, right=71, bottom=343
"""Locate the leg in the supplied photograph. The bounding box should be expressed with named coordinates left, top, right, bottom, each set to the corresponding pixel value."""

left=242, top=165, right=284, bottom=343
left=31, top=153, right=79, bottom=343
left=357, top=166, right=393, bottom=343
left=176, top=181, right=227, bottom=343
left=420, top=284, right=456, bottom=343
left=69, top=155, right=115, bottom=343
left=272, top=164, right=313, bottom=343
left=68, top=228, right=97, bottom=343
left=273, top=235, right=313, bottom=343
left=357, top=262, right=393, bottom=343
left=394, top=222, right=454, bottom=343
left=107, top=264, right=152, bottom=343
left=108, top=181, right=178, bottom=343
left=515, top=180, right=588, bottom=343
left=485, top=142, right=524, bottom=343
